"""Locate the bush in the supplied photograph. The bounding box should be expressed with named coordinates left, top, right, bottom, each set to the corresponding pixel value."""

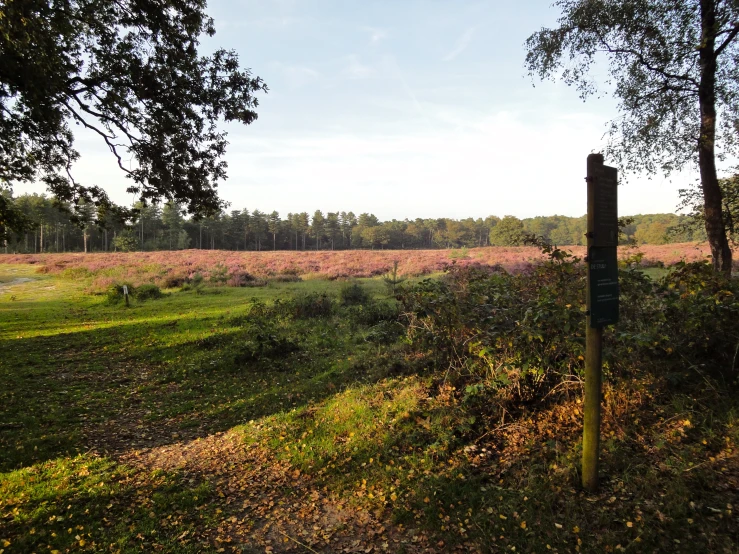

left=134, top=283, right=162, bottom=301
left=271, top=274, right=303, bottom=283
left=400, top=245, right=739, bottom=407
left=162, top=275, right=187, bottom=288
left=209, top=263, right=229, bottom=285
left=399, top=245, right=588, bottom=402
left=227, top=271, right=266, bottom=287
left=344, top=300, right=400, bottom=326
left=365, top=320, right=405, bottom=344
left=283, top=292, right=335, bottom=319
left=105, top=282, right=163, bottom=304
left=232, top=301, right=301, bottom=363
left=339, top=281, right=371, bottom=306
left=105, top=283, right=135, bottom=304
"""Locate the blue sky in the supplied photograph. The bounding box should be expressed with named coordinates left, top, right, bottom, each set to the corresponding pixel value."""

left=22, top=0, right=702, bottom=219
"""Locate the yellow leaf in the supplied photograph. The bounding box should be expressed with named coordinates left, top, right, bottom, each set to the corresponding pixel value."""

left=520, top=521, right=527, bottom=529
left=573, top=526, right=579, bottom=533
left=626, top=521, right=633, bottom=528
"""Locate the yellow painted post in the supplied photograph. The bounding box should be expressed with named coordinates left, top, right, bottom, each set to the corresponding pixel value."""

left=583, top=153, right=604, bottom=493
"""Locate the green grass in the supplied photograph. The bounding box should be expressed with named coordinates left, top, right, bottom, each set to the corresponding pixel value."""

left=2, top=263, right=739, bottom=553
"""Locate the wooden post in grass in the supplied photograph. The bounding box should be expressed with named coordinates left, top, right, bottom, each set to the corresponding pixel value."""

left=582, top=154, right=619, bottom=493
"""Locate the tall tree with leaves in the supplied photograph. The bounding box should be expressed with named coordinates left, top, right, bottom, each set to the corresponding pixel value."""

left=526, top=0, right=739, bottom=274
left=311, top=210, right=326, bottom=250
left=0, top=0, right=266, bottom=230
left=268, top=210, right=280, bottom=250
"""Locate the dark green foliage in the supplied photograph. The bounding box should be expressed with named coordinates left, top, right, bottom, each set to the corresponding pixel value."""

left=489, top=215, right=526, bottom=246
left=112, top=230, right=140, bottom=252
left=400, top=244, right=739, bottom=404
left=400, top=246, right=586, bottom=401
left=679, top=175, right=739, bottom=245
left=106, top=282, right=162, bottom=303
left=345, top=300, right=400, bottom=327
left=134, top=283, right=162, bottom=301
left=105, top=283, right=136, bottom=305
left=234, top=318, right=300, bottom=364
left=1, top=188, right=711, bottom=253
left=339, top=281, right=371, bottom=306
left=364, top=320, right=405, bottom=345
left=525, top=0, right=739, bottom=272
left=208, top=263, right=229, bottom=285
left=0, top=0, right=267, bottom=228
left=383, top=260, right=407, bottom=295
left=281, top=292, right=335, bottom=319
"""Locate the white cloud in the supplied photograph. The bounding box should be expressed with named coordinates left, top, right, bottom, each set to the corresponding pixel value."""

left=219, top=106, right=686, bottom=219
left=442, top=27, right=476, bottom=61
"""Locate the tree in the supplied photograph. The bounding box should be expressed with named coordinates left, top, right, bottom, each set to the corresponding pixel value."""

left=489, top=216, right=526, bottom=246
left=311, top=210, right=326, bottom=249
left=326, top=212, right=340, bottom=250
left=680, top=175, right=739, bottom=245
left=268, top=211, right=280, bottom=250
left=525, top=0, right=739, bottom=274
left=0, top=0, right=267, bottom=230
left=162, top=202, right=185, bottom=250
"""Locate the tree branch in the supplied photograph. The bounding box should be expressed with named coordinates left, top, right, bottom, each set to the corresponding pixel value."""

left=715, top=24, right=739, bottom=58
left=596, top=36, right=699, bottom=87
left=62, top=100, right=133, bottom=175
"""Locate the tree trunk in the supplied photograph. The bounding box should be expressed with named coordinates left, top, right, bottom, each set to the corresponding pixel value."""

left=83, top=230, right=88, bottom=253
left=699, top=0, right=733, bottom=275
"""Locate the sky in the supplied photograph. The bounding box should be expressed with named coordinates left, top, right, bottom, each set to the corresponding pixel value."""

left=19, top=0, right=706, bottom=220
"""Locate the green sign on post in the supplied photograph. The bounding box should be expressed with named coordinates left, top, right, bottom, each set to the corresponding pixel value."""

left=582, top=154, right=619, bottom=494
left=589, top=246, right=619, bottom=327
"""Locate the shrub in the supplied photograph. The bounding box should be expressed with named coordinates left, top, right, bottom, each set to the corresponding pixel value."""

left=227, top=271, right=265, bottom=287
left=162, top=275, right=187, bottom=288
left=656, top=262, right=739, bottom=372
left=400, top=244, right=739, bottom=408
left=365, top=320, right=405, bottom=344
left=134, top=283, right=162, bottom=301
left=345, top=300, right=400, bottom=326
left=271, top=274, right=303, bottom=283
left=399, top=245, right=588, bottom=402
left=105, top=283, right=135, bottom=304
left=231, top=302, right=301, bottom=363
left=283, top=292, right=335, bottom=319
left=209, top=263, right=229, bottom=285
left=339, top=281, right=371, bottom=306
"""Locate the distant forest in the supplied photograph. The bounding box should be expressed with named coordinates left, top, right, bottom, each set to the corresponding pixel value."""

left=2, top=193, right=705, bottom=253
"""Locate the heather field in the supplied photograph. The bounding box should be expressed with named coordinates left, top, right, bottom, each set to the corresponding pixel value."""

left=0, top=242, right=718, bottom=292
left=2, top=246, right=739, bottom=553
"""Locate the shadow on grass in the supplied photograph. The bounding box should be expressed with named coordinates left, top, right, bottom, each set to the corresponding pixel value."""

left=0, top=453, right=214, bottom=554
left=0, top=295, right=394, bottom=472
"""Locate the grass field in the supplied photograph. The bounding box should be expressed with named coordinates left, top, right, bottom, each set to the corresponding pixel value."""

left=1, top=260, right=738, bottom=553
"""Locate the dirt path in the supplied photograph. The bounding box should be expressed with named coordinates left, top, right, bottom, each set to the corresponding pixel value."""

left=112, top=428, right=453, bottom=554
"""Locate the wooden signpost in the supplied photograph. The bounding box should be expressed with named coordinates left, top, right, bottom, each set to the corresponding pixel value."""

left=582, top=154, right=619, bottom=493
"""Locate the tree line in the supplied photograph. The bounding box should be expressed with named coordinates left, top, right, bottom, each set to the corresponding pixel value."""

left=1, top=192, right=710, bottom=254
